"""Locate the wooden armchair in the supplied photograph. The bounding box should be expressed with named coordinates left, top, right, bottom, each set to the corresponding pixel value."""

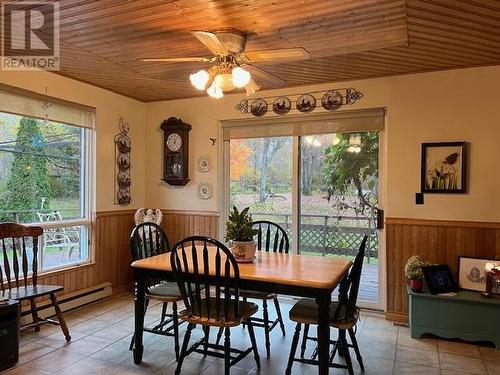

left=0, top=223, right=70, bottom=341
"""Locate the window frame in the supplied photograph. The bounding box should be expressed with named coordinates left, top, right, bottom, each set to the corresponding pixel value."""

left=0, top=97, right=95, bottom=273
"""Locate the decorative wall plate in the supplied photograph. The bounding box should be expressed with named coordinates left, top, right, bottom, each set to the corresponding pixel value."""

left=117, top=153, right=130, bottom=171
left=296, top=94, right=316, bottom=113
left=250, top=99, right=268, bottom=117
left=321, top=90, right=343, bottom=111
left=198, top=183, right=212, bottom=199
left=198, top=156, right=211, bottom=172
left=273, top=96, right=291, bottom=115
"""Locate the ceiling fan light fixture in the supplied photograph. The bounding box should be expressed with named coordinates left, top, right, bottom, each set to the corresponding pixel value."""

left=214, top=73, right=235, bottom=91
left=190, top=69, right=209, bottom=90
left=207, top=81, right=224, bottom=99
left=244, top=78, right=260, bottom=96
left=232, top=66, right=250, bottom=88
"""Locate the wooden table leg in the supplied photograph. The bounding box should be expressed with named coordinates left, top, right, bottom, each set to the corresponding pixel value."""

left=316, top=292, right=331, bottom=375
left=133, top=269, right=145, bottom=364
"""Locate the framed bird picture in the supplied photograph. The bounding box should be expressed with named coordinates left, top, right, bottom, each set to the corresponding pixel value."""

left=421, top=142, right=467, bottom=193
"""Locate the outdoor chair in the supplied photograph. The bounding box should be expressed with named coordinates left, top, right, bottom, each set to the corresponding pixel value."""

left=36, top=211, right=79, bottom=262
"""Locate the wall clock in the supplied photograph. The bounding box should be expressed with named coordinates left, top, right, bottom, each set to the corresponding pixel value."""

left=160, top=117, right=192, bottom=186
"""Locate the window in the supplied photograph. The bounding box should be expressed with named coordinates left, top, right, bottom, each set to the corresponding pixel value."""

left=0, top=85, right=94, bottom=271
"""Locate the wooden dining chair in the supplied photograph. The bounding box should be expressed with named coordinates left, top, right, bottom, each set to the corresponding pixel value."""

left=0, top=222, right=71, bottom=341
left=128, top=222, right=183, bottom=360
left=170, top=236, right=260, bottom=375
left=285, top=236, right=368, bottom=375
left=240, top=220, right=289, bottom=358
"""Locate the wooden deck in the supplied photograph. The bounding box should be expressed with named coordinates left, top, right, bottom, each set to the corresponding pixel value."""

left=332, top=262, right=379, bottom=304
left=358, top=263, right=379, bottom=303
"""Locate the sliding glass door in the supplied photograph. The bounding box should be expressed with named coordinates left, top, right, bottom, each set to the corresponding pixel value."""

left=299, top=132, right=379, bottom=304
left=223, top=109, right=384, bottom=309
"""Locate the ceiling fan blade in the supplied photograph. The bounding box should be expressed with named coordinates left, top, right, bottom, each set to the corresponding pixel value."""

left=191, top=31, right=228, bottom=55
left=244, top=48, right=310, bottom=63
left=138, top=57, right=212, bottom=62
left=244, top=64, right=286, bottom=87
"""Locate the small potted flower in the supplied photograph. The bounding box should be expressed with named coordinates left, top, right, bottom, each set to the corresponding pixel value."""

left=404, top=255, right=426, bottom=293
left=225, top=206, right=259, bottom=262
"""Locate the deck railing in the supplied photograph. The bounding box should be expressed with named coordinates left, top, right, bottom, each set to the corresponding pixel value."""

left=250, top=212, right=378, bottom=262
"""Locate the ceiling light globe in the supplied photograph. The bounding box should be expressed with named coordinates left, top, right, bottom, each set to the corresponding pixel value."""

left=214, top=73, right=235, bottom=91
left=207, top=82, right=223, bottom=99
left=232, top=67, right=251, bottom=88
left=190, top=70, right=209, bottom=90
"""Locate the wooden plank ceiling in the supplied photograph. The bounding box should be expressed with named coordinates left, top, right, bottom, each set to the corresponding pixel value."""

left=52, top=0, right=500, bottom=102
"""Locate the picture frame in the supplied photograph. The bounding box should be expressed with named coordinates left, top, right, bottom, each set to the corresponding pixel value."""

left=422, top=264, right=458, bottom=295
left=458, top=256, right=500, bottom=293
left=421, top=141, right=467, bottom=193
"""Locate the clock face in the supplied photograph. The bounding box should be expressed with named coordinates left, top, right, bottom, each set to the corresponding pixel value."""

left=166, top=133, right=182, bottom=152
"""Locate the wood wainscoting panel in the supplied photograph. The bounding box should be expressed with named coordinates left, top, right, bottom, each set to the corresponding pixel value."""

left=161, top=210, right=219, bottom=245
left=386, top=217, right=500, bottom=322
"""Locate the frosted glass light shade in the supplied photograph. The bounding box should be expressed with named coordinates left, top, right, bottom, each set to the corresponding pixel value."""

left=207, top=82, right=223, bottom=99
left=189, top=70, right=209, bottom=90
left=232, top=67, right=251, bottom=88
left=214, top=73, right=235, bottom=91
left=245, top=78, right=260, bottom=96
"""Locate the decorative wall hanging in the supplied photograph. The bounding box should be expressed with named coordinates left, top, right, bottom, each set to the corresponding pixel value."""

left=134, top=208, right=163, bottom=226
left=198, top=183, right=213, bottom=199
left=273, top=96, right=291, bottom=115
left=198, top=156, right=211, bottom=172
left=235, top=87, right=363, bottom=116
left=114, top=118, right=131, bottom=205
left=421, top=141, right=467, bottom=193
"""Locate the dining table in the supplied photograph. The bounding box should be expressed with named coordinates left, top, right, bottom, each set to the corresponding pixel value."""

left=131, top=249, right=352, bottom=375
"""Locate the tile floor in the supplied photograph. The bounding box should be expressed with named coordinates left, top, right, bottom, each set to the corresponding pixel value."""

left=2, top=293, right=499, bottom=375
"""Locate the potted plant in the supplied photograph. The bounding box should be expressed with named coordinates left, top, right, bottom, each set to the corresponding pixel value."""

left=404, top=255, right=426, bottom=292
left=225, top=206, right=259, bottom=262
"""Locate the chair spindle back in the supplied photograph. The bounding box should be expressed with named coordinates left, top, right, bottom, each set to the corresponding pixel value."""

left=130, top=222, right=170, bottom=261
left=252, top=220, right=289, bottom=253
left=170, top=236, right=241, bottom=321
left=0, top=223, right=43, bottom=291
left=334, top=235, right=368, bottom=322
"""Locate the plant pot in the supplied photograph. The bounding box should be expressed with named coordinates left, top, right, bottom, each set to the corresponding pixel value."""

left=410, top=279, right=424, bottom=293
left=230, top=241, right=256, bottom=262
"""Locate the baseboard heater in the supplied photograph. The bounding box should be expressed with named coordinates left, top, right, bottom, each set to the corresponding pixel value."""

left=19, top=282, right=113, bottom=325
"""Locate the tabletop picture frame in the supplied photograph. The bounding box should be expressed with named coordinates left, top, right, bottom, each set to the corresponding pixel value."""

left=421, top=141, right=467, bottom=193
left=458, top=256, right=500, bottom=293
left=422, top=264, right=458, bottom=294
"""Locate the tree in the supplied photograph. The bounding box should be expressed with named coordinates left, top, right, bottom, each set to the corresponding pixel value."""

left=301, top=143, right=322, bottom=195
left=3, top=117, right=51, bottom=221
left=230, top=139, right=251, bottom=180
left=322, top=132, right=378, bottom=215
left=257, top=138, right=288, bottom=202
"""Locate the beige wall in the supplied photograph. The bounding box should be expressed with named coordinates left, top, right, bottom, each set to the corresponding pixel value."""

left=2, top=65, right=499, bottom=222
left=0, top=70, right=147, bottom=212
left=146, top=65, right=500, bottom=223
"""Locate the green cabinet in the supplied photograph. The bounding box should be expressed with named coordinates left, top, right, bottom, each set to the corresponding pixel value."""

left=408, top=288, right=500, bottom=349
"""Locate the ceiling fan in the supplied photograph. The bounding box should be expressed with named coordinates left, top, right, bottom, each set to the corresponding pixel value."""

left=138, top=29, right=310, bottom=98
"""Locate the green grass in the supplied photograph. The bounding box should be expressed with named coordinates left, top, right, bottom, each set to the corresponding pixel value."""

left=49, top=198, right=80, bottom=219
